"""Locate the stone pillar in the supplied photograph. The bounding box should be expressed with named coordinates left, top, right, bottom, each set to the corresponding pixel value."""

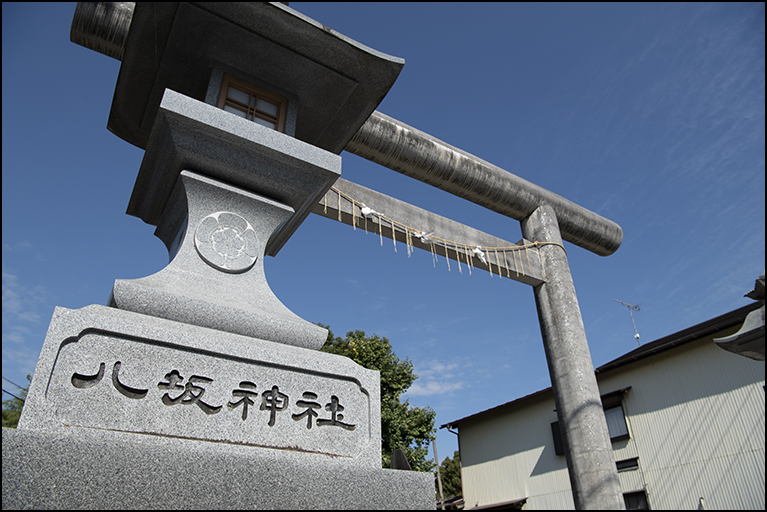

left=521, top=205, right=624, bottom=510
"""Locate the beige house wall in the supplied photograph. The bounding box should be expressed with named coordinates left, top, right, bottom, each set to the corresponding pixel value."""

left=459, top=325, right=765, bottom=510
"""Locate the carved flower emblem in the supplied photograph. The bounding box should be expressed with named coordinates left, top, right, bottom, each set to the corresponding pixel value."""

left=194, top=212, right=259, bottom=273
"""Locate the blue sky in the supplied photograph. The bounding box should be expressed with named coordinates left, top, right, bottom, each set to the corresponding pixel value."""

left=3, top=2, right=764, bottom=469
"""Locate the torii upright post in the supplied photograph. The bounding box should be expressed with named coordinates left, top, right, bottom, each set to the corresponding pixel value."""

left=522, top=205, right=624, bottom=510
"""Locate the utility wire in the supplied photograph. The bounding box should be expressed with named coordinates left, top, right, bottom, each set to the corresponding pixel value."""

left=2, top=388, right=25, bottom=402
left=2, top=376, right=27, bottom=390
left=2, top=376, right=28, bottom=403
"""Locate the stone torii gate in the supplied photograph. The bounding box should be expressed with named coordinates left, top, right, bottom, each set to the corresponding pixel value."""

left=67, top=3, right=623, bottom=509
left=322, top=114, right=625, bottom=510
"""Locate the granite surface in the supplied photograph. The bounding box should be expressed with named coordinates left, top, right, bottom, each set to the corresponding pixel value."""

left=6, top=304, right=436, bottom=509
left=18, top=304, right=381, bottom=468
left=112, top=170, right=328, bottom=349
left=3, top=427, right=435, bottom=510
left=127, top=89, right=341, bottom=256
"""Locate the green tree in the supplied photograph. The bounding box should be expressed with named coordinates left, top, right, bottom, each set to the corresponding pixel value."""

left=436, top=450, right=463, bottom=499
left=320, top=326, right=436, bottom=472
left=2, top=375, right=30, bottom=428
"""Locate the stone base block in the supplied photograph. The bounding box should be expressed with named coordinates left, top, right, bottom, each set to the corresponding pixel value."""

left=19, top=305, right=382, bottom=467
left=2, top=428, right=434, bottom=510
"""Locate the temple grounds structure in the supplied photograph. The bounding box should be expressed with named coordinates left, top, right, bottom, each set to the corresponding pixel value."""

left=4, top=3, right=626, bottom=509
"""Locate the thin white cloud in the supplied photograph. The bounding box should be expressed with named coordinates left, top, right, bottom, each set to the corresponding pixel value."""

left=2, top=264, right=51, bottom=326
left=0, top=345, right=40, bottom=378
left=2, top=269, right=23, bottom=317
left=415, top=359, right=460, bottom=379
left=405, top=359, right=465, bottom=397
left=2, top=241, right=32, bottom=252
left=406, top=380, right=464, bottom=397
left=4, top=330, right=27, bottom=345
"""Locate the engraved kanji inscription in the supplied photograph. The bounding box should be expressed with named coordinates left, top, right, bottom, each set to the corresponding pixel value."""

left=317, top=395, right=356, bottom=431
left=111, top=361, right=148, bottom=399
left=292, top=391, right=322, bottom=429
left=71, top=362, right=105, bottom=389
left=227, top=381, right=258, bottom=420
left=72, top=361, right=147, bottom=399
left=260, top=385, right=288, bottom=426
left=70, top=357, right=360, bottom=434
left=158, top=370, right=222, bottom=415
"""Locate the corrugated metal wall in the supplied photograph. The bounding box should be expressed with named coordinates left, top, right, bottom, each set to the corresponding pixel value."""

left=608, top=336, right=765, bottom=510
left=459, top=394, right=575, bottom=509
left=459, top=329, right=765, bottom=510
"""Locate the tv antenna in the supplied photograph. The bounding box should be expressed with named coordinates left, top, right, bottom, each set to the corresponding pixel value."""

left=614, top=299, right=641, bottom=346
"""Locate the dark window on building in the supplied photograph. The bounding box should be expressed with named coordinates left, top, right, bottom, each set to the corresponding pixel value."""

left=624, top=490, right=649, bottom=510
left=616, top=457, right=639, bottom=472
left=604, top=404, right=630, bottom=441
left=551, top=388, right=631, bottom=455
left=602, top=391, right=630, bottom=442
left=217, top=74, right=287, bottom=132
left=551, top=421, right=565, bottom=456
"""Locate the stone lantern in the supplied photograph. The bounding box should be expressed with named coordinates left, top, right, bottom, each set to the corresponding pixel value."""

left=4, top=4, right=434, bottom=509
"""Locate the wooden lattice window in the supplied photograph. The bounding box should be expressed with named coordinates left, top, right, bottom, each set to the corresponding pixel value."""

left=217, top=74, right=287, bottom=132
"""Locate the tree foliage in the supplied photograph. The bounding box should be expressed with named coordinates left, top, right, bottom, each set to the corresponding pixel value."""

left=2, top=375, right=30, bottom=428
left=320, top=326, right=436, bottom=472
left=437, top=450, right=463, bottom=499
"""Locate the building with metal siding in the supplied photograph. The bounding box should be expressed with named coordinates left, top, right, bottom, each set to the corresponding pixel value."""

left=444, top=302, right=765, bottom=510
